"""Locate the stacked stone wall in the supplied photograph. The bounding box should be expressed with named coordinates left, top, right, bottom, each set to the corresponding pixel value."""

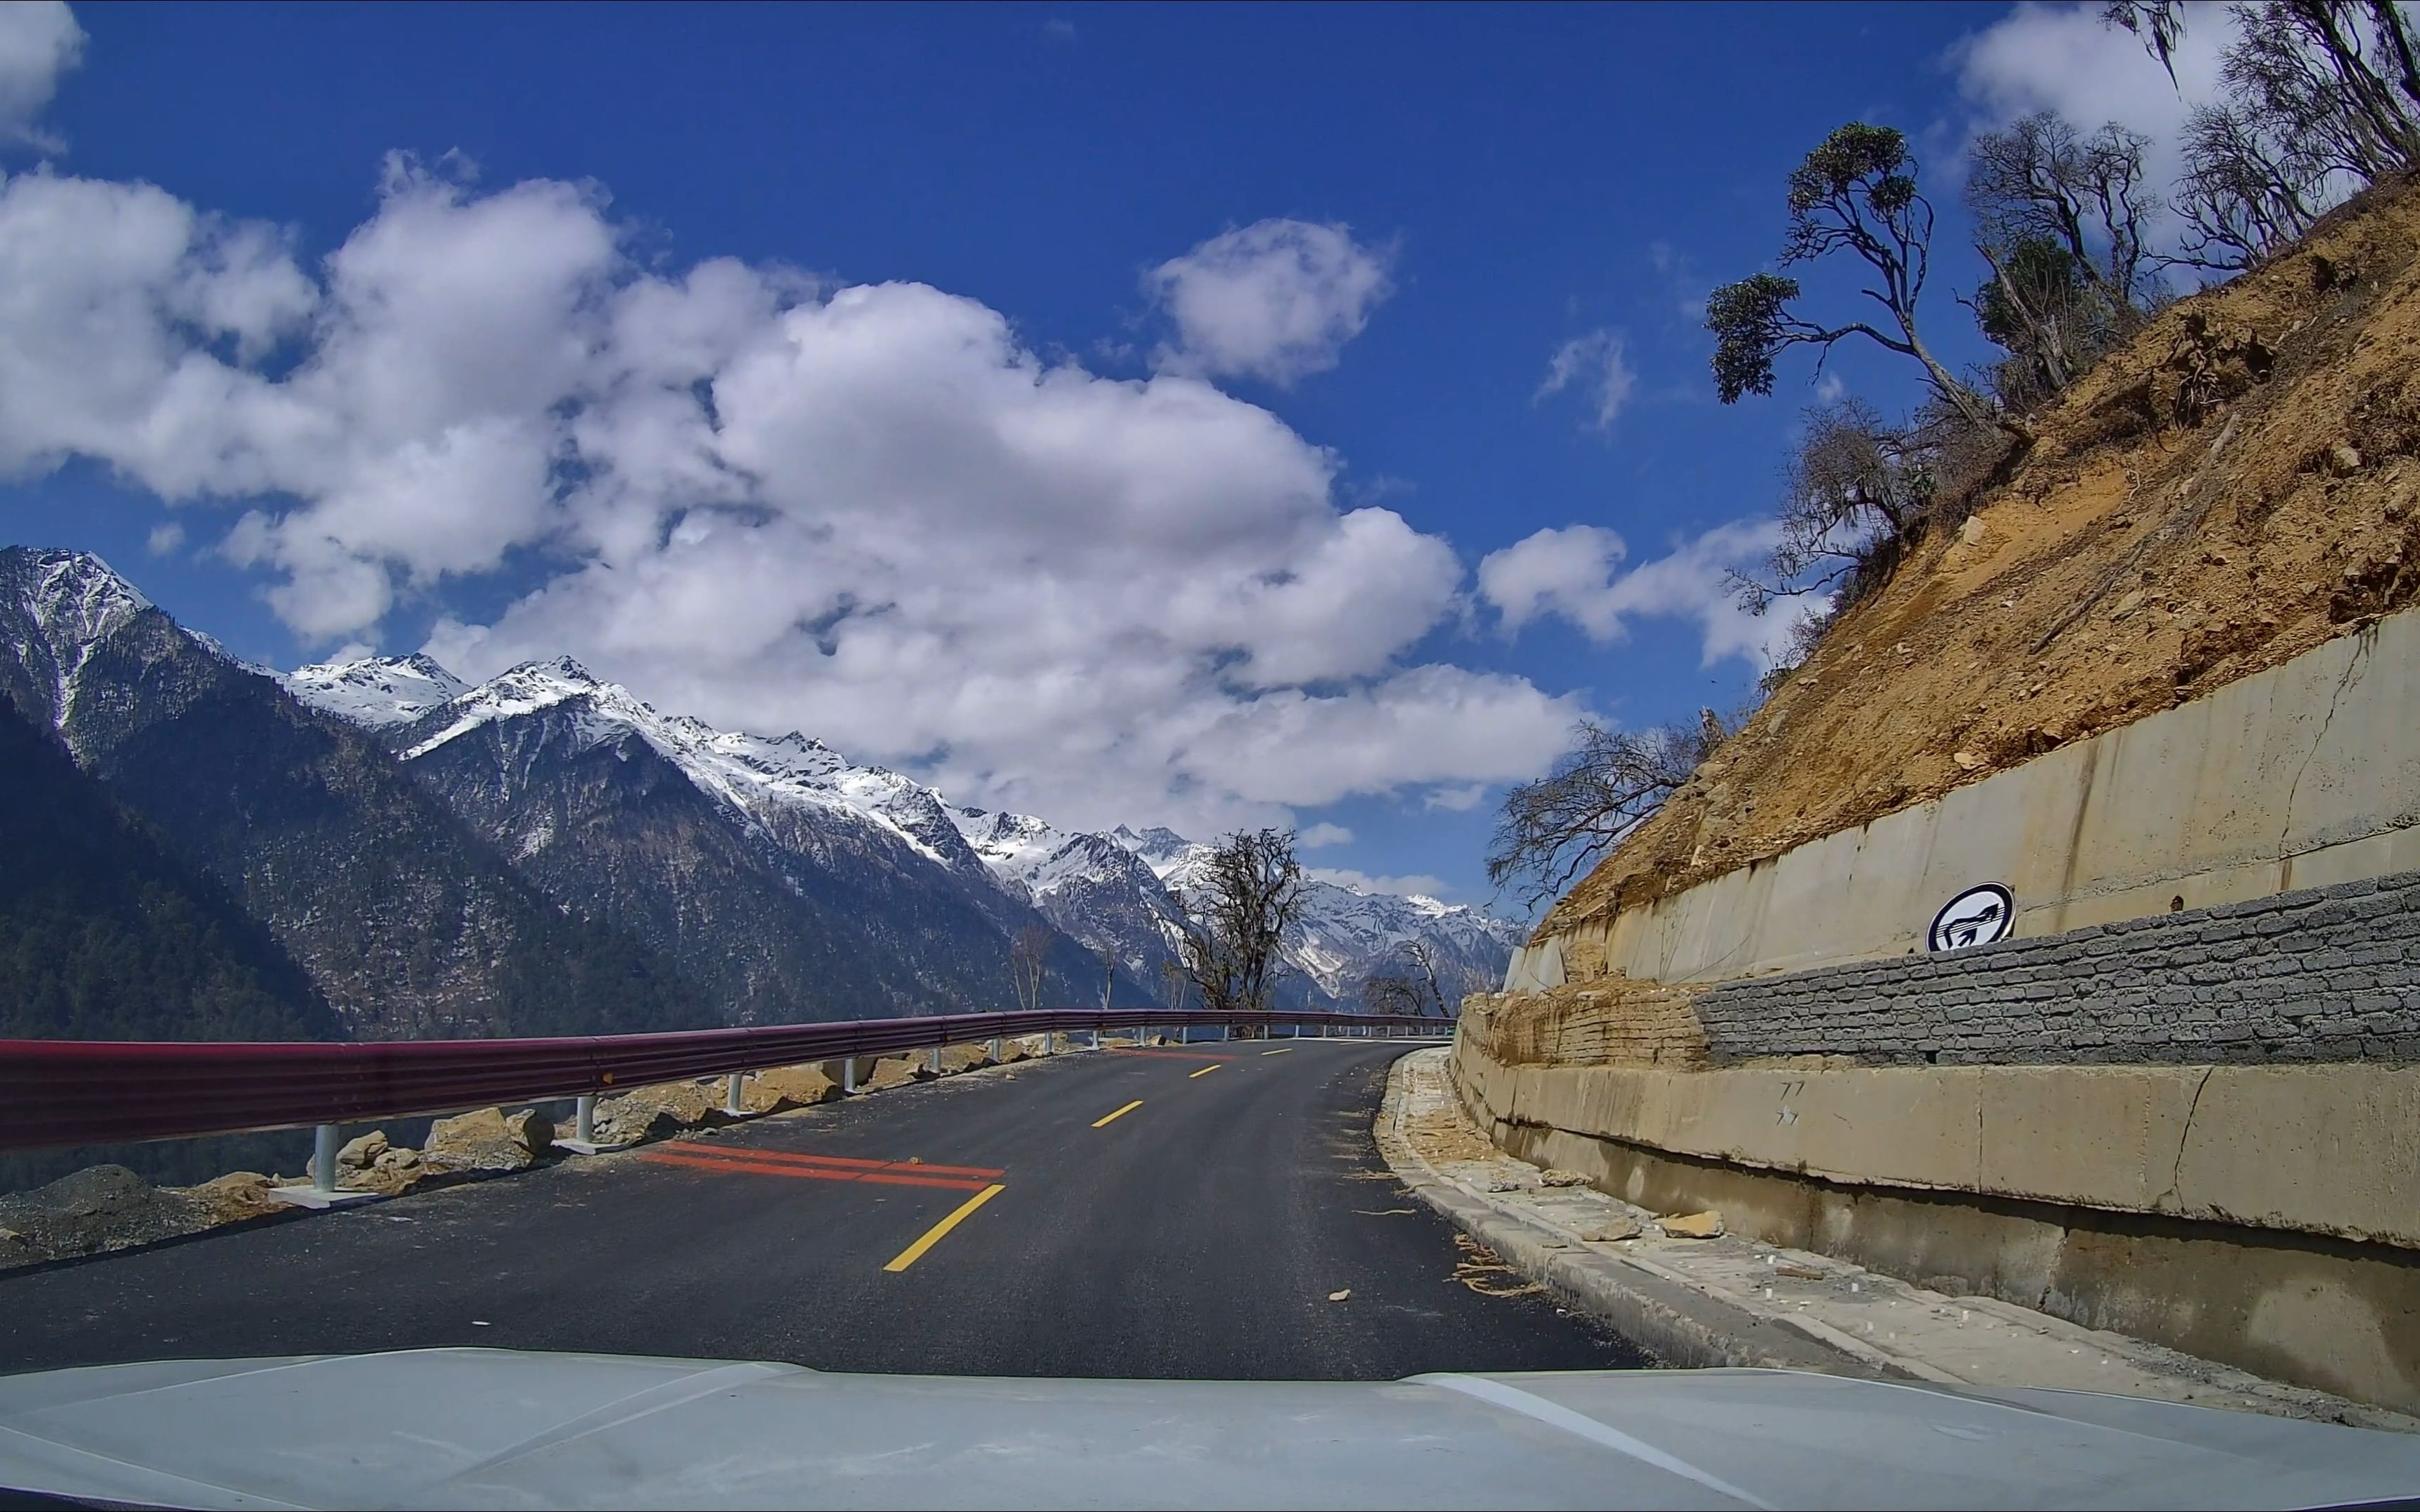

left=1692, top=871, right=2420, bottom=1065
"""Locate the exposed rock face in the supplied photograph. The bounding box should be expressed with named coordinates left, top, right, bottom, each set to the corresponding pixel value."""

left=424, top=1107, right=552, bottom=1172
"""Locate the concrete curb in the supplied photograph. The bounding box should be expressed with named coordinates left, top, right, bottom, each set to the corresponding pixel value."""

left=1372, top=1049, right=1903, bottom=1378
left=1378, top=1046, right=2420, bottom=1434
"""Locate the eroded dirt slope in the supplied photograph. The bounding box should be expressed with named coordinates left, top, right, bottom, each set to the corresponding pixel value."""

left=1546, top=176, right=2420, bottom=940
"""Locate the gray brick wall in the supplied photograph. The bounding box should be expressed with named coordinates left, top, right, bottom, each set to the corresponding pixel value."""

left=1692, top=871, right=2420, bottom=1065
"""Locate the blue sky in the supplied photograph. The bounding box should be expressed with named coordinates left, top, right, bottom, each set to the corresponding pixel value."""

left=0, top=1, right=2218, bottom=912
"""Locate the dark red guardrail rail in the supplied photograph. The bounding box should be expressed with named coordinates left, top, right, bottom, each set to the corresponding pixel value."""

left=0, top=1009, right=1452, bottom=1153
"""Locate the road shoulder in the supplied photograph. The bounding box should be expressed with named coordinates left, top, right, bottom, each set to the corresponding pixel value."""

left=1375, top=1045, right=2419, bottom=1433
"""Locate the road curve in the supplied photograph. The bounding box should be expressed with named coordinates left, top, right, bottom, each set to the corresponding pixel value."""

left=0, top=1041, right=1646, bottom=1379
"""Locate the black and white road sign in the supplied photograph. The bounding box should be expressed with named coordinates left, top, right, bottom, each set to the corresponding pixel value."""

left=1928, top=883, right=2015, bottom=953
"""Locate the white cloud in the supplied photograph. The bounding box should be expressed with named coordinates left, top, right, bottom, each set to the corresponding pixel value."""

left=1477, top=519, right=1814, bottom=670
left=144, top=520, right=183, bottom=556
left=1307, top=866, right=1454, bottom=902
left=0, top=1, right=81, bottom=150
left=1298, top=822, right=1354, bottom=849
left=1536, top=328, right=1636, bottom=430
left=1146, top=218, right=1394, bottom=386
left=1946, top=1, right=2239, bottom=200
left=0, top=155, right=1579, bottom=838
left=1422, top=783, right=1487, bottom=812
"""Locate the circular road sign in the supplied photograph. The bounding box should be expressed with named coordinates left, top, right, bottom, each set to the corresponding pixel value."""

left=1928, top=883, right=2015, bottom=953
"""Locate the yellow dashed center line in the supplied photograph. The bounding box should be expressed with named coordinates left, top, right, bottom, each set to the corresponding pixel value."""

left=882, top=1183, right=1005, bottom=1273
left=1188, top=1064, right=1222, bottom=1079
left=1092, top=1100, right=1144, bottom=1128
left=1260, top=1047, right=1293, bottom=1056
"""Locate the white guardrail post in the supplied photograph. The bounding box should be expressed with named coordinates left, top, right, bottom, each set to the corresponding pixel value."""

left=314, top=1124, right=339, bottom=1196
left=576, top=1094, right=597, bottom=1145
left=930, top=1044, right=943, bottom=1074
left=989, top=1036, right=1001, bottom=1062
left=725, top=1073, right=745, bottom=1116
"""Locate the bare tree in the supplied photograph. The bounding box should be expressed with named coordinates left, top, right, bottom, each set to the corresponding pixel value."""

left=1171, top=828, right=1307, bottom=1020
left=1009, top=923, right=1051, bottom=1013
left=1157, top=957, right=1192, bottom=1013
left=1709, top=123, right=2008, bottom=437
left=1727, top=398, right=1938, bottom=612
left=2170, top=100, right=2331, bottom=271
left=1964, top=112, right=2162, bottom=405
left=1358, top=968, right=1429, bottom=1018
left=1403, top=940, right=1448, bottom=1017
left=1486, top=717, right=1725, bottom=912
left=2108, top=0, right=2420, bottom=272
left=1098, top=939, right=1117, bottom=1011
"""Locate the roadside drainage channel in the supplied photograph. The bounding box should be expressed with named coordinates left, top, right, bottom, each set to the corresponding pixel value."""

left=1373, top=1046, right=2417, bottom=1433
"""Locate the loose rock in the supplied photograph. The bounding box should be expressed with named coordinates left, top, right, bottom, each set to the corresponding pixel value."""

left=1576, top=1216, right=1642, bottom=1242
left=425, top=1106, right=553, bottom=1172
left=1539, top=1168, right=1589, bottom=1188
left=0, top=1166, right=209, bottom=1265
left=1657, top=1210, right=1725, bottom=1239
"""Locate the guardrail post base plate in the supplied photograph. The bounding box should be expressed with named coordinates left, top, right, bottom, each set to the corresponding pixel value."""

left=552, top=1138, right=632, bottom=1156
left=265, top=1183, right=383, bottom=1211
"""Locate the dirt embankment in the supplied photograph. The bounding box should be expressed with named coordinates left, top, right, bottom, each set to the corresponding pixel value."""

left=1545, top=176, right=2420, bottom=942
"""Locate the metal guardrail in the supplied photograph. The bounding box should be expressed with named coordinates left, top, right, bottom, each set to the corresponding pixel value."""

left=0, top=1008, right=1452, bottom=1159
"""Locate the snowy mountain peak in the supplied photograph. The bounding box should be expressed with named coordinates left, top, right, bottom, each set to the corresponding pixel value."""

left=1111, top=825, right=1196, bottom=867
left=281, top=636, right=1520, bottom=1007
left=0, top=547, right=178, bottom=729
left=284, top=654, right=473, bottom=729
left=2, top=546, right=152, bottom=652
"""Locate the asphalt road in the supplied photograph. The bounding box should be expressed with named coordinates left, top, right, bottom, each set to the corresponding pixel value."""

left=0, top=1040, right=1647, bottom=1380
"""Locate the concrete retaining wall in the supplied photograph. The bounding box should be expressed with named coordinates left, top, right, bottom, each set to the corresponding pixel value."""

left=1508, top=612, right=2420, bottom=991
left=1691, top=869, right=2420, bottom=1065
left=1449, top=1037, right=2420, bottom=1410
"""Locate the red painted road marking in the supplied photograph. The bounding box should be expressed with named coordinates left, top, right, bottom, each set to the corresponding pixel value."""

left=662, top=1144, right=1005, bottom=1180
left=1104, top=1049, right=1239, bottom=1063
left=635, top=1149, right=995, bottom=1191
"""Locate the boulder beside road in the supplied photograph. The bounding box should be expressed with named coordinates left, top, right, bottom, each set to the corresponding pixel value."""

left=424, top=1107, right=553, bottom=1173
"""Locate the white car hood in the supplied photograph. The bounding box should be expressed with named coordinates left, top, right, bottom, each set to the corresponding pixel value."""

left=0, top=1350, right=2414, bottom=1510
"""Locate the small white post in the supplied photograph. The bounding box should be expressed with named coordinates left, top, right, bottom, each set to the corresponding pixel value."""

left=930, top=1044, right=943, bottom=1074
left=844, top=1059, right=859, bottom=1093
left=313, top=1124, right=340, bottom=1196
left=725, top=1072, right=746, bottom=1116
left=989, top=1037, right=1002, bottom=1062
left=576, top=1094, right=597, bottom=1145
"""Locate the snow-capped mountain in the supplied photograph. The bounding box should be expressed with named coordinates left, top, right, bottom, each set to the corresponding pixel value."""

left=282, top=653, right=470, bottom=729
left=0, top=547, right=708, bottom=1041
left=288, top=650, right=1520, bottom=1011
left=284, top=652, right=1128, bottom=1022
